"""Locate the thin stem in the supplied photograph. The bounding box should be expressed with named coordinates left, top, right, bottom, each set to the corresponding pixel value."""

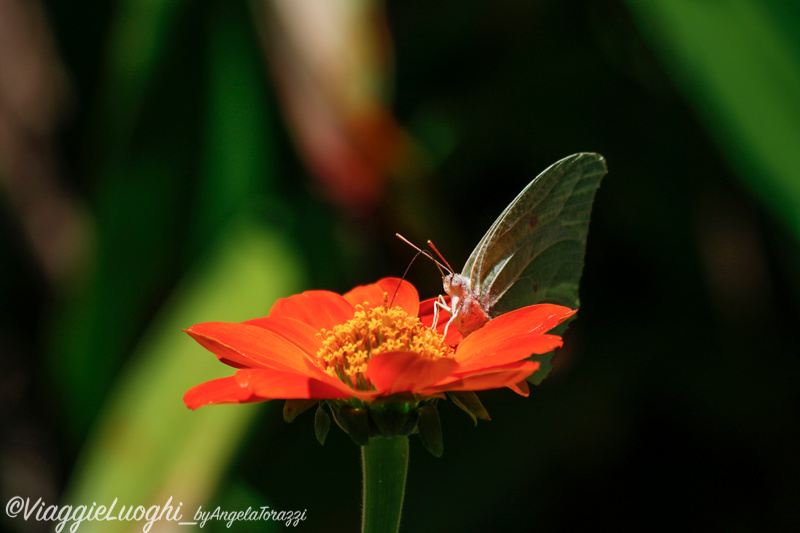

left=361, top=436, right=410, bottom=533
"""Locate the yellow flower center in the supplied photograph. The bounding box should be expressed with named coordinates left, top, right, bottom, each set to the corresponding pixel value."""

left=315, top=299, right=454, bottom=391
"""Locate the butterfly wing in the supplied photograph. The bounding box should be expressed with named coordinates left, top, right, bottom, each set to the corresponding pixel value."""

left=462, top=152, right=607, bottom=316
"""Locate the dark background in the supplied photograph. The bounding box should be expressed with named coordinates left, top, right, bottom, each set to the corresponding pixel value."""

left=2, top=1, right=798, bottom=531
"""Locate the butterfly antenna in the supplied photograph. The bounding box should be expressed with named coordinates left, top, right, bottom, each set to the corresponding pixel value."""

left=426, top=240, right=455, bottom=274
left=388, top=248, right=427, bottom=307
left=395, top=233, right=450, bottom=276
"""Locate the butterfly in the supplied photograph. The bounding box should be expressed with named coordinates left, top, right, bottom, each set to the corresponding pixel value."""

left=429, top=152, right=607, bottom=339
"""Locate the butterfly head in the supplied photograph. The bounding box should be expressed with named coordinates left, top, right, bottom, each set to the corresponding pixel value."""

left=443, top=273, right=467, bottom=298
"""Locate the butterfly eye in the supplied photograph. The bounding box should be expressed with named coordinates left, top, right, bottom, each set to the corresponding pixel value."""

left=444, top=274, right=464, bottom=296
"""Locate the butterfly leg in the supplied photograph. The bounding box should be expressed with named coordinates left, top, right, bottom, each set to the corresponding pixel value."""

left=430, top=295, right=446, bottom=328
left=442, top=313, right=458, bottom=340
left=432, top=295, right=450, bottom=328
left=433, top=296, right=457, bottom=340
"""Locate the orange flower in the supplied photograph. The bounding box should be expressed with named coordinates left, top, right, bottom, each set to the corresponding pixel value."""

left=184, top=278, right=574, bottom=410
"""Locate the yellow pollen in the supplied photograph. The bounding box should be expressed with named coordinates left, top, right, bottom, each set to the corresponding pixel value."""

left=315, top=300, right=454, bottom=391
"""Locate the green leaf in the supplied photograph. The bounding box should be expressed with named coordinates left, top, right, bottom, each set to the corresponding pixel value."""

left=627, top=1, right=800, bottom=238
left=62, top=224, right=305, bottom=529
left=51, top=0, right=277, bottom=441
left=94, top=0, right=186, bottom=147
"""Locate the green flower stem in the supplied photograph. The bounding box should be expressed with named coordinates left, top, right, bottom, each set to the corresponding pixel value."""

left=361, top=436, right=410, bottom=533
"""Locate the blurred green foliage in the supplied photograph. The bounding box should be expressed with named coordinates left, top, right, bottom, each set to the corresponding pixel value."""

left=1, top=1, right=798, bottom=532
left=65, top=224, right=301, bottom=533
left=628, top=1, right=800, bottom=238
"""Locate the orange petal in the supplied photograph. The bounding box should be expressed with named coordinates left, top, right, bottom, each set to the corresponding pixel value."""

left=456, top=304, right=574, bottom=358
left=423, top=361, right=539, bottom=394
left=344, top=277, right=419, bottom=316
left=418, top=296, right=463, bottom=345
left=507, top=379, right=530, bottom=396
left=455, top=332, right=563, bottom=372
left=235, top=368, right=370, bottom=400
left=185, top=322, right=317, bottom=373
left=183, top=376, right=255, bottom=410
left=419, top=295, right=454, bottom=324
left=366, top=351, right=458, bottom=394
left=243, top=316, right=323, bottom=355
left=268, top=290, right=355, bottom=330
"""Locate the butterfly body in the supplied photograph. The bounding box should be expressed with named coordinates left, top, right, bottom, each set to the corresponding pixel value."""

left=443, top=273, right=490, bottom=336
left=440, top=152, right=607, bottom=338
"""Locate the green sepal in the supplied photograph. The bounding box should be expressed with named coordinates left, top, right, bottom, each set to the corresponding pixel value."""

left=368, top=397, right=419, bottom=438
left=417, top=404, right=443, bottom=457
left=314, top=404, right=331, bottom=445
left=329, top=404, right=371, bottom=446
left=447, top=391, right=491, bottom=425
left=284, top=399, right=318, bottom=423
left=526, top=351, right=555, bottom=385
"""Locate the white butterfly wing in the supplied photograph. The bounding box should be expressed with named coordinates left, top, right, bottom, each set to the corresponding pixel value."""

left=462, top=152, right=607, bottom=316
